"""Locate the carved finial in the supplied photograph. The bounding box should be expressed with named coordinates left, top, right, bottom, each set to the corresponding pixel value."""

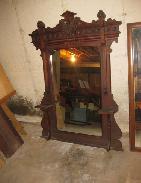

left=61, top=11, right=76, bottom=21
left=37, top=21, right=45, bottom=29
left=97, top=10, right=106, bottom=20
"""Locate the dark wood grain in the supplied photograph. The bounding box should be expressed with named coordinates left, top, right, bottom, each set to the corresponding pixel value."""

left=30, top=10, right=122, bottom=151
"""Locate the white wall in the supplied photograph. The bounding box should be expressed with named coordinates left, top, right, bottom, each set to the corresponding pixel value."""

left=0, top=0, right=141, bottom=131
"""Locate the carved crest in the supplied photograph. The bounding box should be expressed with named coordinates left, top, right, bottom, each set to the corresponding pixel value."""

left=29, top=10, right=121, bottom=50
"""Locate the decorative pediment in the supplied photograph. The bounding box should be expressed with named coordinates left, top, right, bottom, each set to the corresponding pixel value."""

left=30, top=10, right=121, bottom=50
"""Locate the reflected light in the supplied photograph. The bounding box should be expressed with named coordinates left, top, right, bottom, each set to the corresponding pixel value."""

left=70, top=54, right=76, bottom=63
left=60, top=49, right=77, bottom=63
left=50, top=55, right=52, bottom=64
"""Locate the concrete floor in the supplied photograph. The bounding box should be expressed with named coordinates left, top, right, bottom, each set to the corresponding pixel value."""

left=0, top=123, right=141, bottom=183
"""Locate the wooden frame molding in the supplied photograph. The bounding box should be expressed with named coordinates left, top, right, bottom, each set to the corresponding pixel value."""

left=128, top=22, right=141, bottom=152
left=30, top=10, right=122, bottom=151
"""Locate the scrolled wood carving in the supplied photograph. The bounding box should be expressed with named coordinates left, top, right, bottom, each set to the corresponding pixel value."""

left=30, top=10, right=121, bottom=49
left=29, top=10, right=122, bottom=151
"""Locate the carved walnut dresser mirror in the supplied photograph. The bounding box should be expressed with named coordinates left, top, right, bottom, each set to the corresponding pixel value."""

left=30, top=10, right=122, bottom=151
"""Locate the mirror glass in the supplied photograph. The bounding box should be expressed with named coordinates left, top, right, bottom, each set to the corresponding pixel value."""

left=135, top=129, right=141, bottom=147
left=133, top=27, right=141, bottom=147
left=52, top=47, right=102, bottom=136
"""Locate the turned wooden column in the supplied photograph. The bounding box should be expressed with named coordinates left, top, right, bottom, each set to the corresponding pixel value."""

left=99, top=44, right=111, bottom=149
left=35, top=21, right=56, bottom=139
left=99, top=43, right=122, bottom=150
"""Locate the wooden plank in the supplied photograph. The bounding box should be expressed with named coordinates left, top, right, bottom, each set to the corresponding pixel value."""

left=0, top=151, right=5, bottom=169
left=0, top=64, right=15, bottom=104
left=0, top=64, right=25, bottom=158
left=0, top=158, right=5, bottom=169
left=0, top=106, right=23, bottom=158
left=1, top=103, right=27, bottom=136
left=0, top=63, right=26, bottom=136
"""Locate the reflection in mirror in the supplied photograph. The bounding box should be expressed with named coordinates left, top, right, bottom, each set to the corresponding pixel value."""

left=135, top=129, right=141, bottom=147
left=133, top=27, right=141, bottom=148
left=52, top=47, right=102, bottom=136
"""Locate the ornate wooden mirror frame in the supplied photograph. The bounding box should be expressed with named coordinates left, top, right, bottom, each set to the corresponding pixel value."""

left=30, top=10, right=122, bottom=151
left=128, top=22, right=141, bottom=152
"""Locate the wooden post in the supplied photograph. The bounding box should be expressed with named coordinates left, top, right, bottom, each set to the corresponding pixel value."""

left=99, top=43, right=122, bottom=150
left=36, top=21, right=57, bottom=139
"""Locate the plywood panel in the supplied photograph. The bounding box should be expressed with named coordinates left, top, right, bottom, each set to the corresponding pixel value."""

left=0, top=106, right=23, bottom=157
left=0, top=64, right=15, bottom=104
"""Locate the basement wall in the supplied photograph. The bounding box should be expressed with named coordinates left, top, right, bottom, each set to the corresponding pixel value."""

left=0, top=0, right=141, bottom=131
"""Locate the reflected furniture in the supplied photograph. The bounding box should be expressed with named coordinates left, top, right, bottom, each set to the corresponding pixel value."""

left=30, top=10, right=122, bottom=151
left=59, top=66, right=100, bottom=124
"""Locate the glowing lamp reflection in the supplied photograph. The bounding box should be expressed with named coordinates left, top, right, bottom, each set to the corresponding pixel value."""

left=70, top=54, right=76, bottom=63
